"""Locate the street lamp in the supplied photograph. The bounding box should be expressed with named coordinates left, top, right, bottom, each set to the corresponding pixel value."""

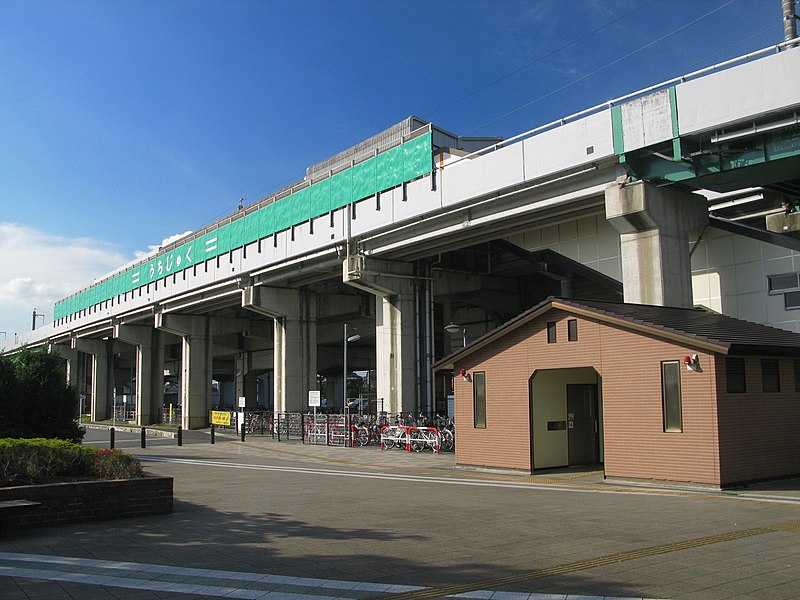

left=445, top=322, right=466, bottom=347
left=343, top=323, right=361, bottom=411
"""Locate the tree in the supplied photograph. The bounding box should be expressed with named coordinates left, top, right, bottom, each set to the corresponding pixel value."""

left=0, top=348, right=84, bottom=442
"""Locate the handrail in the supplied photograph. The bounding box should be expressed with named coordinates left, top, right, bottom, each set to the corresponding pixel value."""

left=443, top=38, right=800, bottom=169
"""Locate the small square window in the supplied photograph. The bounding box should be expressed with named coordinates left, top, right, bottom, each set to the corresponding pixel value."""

left=547, top=321, right=557, bottom=344
left=568, top=319, right=578, bottom=341
left=762, top=359, right=780, bottom=392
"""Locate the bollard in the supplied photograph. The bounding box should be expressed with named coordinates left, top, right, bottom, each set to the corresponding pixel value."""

left=241, top=419, right=246, bottom=442
left=210, top=424, right=215, bottom=444
left=177, top=425, right=183, bottom=446
left=109, top=427, right=115, bottom=450
left=141, top=427, right=146, bottom=449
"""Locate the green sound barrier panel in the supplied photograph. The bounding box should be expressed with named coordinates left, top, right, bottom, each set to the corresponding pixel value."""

left=55, top=132, right=433, bottom=320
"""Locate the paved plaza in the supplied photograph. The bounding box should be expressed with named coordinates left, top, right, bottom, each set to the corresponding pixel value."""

left=2, top=426, right=800, bottom=599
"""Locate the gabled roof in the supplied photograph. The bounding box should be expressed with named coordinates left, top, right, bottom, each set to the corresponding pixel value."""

left=433, top=297, right=800, bottom=370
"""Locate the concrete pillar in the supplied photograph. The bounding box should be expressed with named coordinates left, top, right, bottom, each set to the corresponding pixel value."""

left=344, top=257, right=417, bottom=414
left=71, top=337, right=113, bottom=422
left=242, top=286, right=317, bottom=413
left=375, top=283, right=416, bottom=415
left=57, top=345, right=80, bottom=390
left=114, top=324, right=164, bottom=426
left=155, top=314, right=212, bottom=430
left=235, top=352, right=258, bottom=408
left=605, top=179, right=707, bottom=307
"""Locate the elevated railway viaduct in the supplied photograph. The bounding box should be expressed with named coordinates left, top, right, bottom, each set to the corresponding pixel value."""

left=8, top=42, right=800, bottom=429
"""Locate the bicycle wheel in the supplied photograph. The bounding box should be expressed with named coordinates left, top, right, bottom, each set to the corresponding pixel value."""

left=439, top=429, right=454, bottom=452
left=409, top=429, right=426, bottom=452
left=356, top=426, right=370, bottom=446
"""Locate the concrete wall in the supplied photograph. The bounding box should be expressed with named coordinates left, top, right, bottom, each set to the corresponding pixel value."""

left=508, top=217, right=800, bottom=332
left=507, top=214, right=623, bottom=283
left=691, top=228, right=800, bottom=332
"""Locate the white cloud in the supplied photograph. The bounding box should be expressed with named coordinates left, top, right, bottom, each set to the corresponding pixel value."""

left=0, top=222, right=134, bottom=337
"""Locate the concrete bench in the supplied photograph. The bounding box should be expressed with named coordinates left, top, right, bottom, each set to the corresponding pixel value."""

left=0, top=499, right=42, bottom=536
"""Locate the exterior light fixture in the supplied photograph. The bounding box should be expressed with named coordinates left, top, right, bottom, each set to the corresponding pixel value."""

left=445, top=322, right=466, bottom=347
left=459, top=368, right=471, bottom=382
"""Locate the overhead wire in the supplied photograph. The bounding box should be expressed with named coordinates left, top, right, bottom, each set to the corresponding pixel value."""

left=663, top=22, right=780, bottom=80
left=463, top=0, right=740, bottom=135
left=421, top=0, right=661, bottom=120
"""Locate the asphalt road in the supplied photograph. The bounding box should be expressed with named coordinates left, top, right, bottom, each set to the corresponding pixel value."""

left=2, top=426, right=800, bottom=599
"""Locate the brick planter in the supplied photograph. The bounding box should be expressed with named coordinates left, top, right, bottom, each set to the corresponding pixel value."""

left=0, top=474, right=173, bottom=535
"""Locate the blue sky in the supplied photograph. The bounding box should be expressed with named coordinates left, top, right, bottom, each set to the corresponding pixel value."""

left=0, top=0, right=786, bottom=338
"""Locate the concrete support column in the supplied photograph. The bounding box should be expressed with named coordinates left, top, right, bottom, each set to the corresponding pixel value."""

left=344, top=257, right=417, bottom=415
left=71, top=337, right=113, bottom=422
left=235, top=353, right=258, bottom=408
left=242, top=286, right=317, bottom=413
left=374, top=283, right=416, bottom=415
left=155, top=314, right=212, bottom=430
left=605, top=179, right=708, bottom=307
left=58, top=345, right=80, bottom=390
left=114, top=324, right=164, bottom=426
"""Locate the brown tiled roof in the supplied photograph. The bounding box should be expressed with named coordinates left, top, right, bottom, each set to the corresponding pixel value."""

left=434, top=297, right=800, bottom=370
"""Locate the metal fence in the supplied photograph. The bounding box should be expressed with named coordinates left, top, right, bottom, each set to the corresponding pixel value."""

left=196, top=409, right=455, bottom=451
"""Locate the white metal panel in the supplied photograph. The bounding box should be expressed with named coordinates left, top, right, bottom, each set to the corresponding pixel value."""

left=441, top=143, right=525, bottom=208
left=286, top=221, right=318, bottom=256
left=273, top=230, right=290, bottom=263
left=395, top=177, right=440, bottom=223
left=257, top=235, right=281, bottom=266
left=677, top=48, right=800, bottom=135
left=170, top=270, right=189, bottom=295
left=330, top=208, right=346, bottom=244
left=620, top=89, right=673, bottom=152
left=191, top=261, right=217, bottom=288
left=350, top=194, right=394, bottom=236
left=523, top=111, right=614, bottom=181
left=229, top=247, right=244, bottom=277
left=239, top=241, right=263, bottom=273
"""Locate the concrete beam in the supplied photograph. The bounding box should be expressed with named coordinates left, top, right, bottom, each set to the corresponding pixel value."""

left=605, top=179, right=707, bottom=307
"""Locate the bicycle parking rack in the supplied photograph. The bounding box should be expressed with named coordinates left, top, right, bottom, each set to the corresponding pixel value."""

left=380, top=425, right=411, bottom=451
left=306, top=415, right=356, bottom=446
left=408, top=426, right=440, bottom=453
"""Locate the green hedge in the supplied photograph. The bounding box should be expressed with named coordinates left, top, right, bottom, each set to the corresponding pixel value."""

left=0, top=438, right=144, bottom=486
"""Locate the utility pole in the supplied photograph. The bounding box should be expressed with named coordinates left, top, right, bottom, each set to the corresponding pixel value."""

left=784, top=0, right=798, bottom=46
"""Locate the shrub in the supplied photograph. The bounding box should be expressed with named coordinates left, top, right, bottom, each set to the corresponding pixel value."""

left=89, top=449, right=144, bottom=480
left=0, top=348, right=85, bottom=443
left=0, top=438, right=144, bottom=486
